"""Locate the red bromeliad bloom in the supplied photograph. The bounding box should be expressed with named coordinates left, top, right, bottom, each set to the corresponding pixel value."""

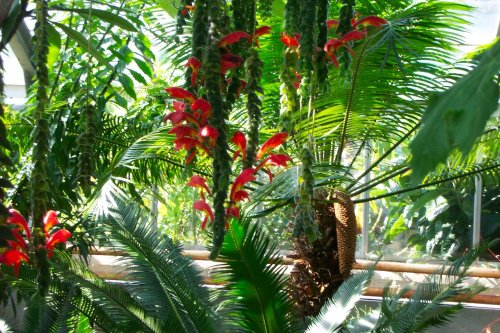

left=6, top=209, right=30, bottom=239
left=280, top=32, right=300, bottom=48
left=187, top=175, right=211, bottom=199
left=230, top=131, right=247, bottom=161
left=181, top=5, right=196, bottom=16
left=326, top=19, right=339, bottom=30
left=230, top=168, right=256, bottom=203
left=165, top=87, right=196, bottom=103
left=192, top=200, right=214, bottom=230
left=256, top=132, right=289, bottom=160
left=185, top=57, right=202, bottom=87
left=0, top=249, right=29, bottom=275
left=218, top=31, right=250, bottom=48
left=251, top=26, right=271, bottom=47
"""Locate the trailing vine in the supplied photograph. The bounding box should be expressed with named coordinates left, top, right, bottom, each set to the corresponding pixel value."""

left=77, top=104, right=96, bottom=197
left=31, top=0, right=51, bottom=296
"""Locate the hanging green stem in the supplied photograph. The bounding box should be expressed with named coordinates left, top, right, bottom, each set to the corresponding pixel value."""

left=32, top=0, right=51, bottom=296
left=205, top=0, right=231, bottom=259
left=316, top=0, right=329, bottom=88
left=77, top=104, right=96, bottom=197
left=244, top=48, right=263, bottom=168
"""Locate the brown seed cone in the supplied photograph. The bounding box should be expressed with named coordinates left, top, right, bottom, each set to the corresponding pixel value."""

left=333, top=190, right=357, bottom=279
left=288, top=190, right=357, bottom=318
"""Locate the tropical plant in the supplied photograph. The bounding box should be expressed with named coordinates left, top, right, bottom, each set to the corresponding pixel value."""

left=0, top=200, right=488, bottom=332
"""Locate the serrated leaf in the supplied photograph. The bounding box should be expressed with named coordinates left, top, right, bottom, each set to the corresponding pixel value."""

left=133, top=58, right=153, bottom=78
left=53, top=7, right=137, bottom=32
left=118, top=74, right=137, bottom=99
left=53, top=22, right=113, bottom=70
left=129, top=69, right=148, bottom=85
left=410, top=40, right=500, bottom=182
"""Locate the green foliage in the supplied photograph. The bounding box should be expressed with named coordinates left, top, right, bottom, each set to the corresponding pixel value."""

left=410, top=40, right=500, bottom=181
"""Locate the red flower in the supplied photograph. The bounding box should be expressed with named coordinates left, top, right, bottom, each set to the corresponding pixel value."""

left=191, top=98, right=212, bottom=124
left=46, top=229, right=71, bottom=258
left=293, top=71, right=302, bottom=90
left=187, top=175, right=211, bottom=198
left=324, top=31, right=365, bottom=67
left=165, top=87, right=196, bottom=103
left=164, top=111, right=199, bottom=126
left=198, top=125, right=219, bottom=147
left=168, top=125, right=199, bottom=140
left=218, top=31, right=251, bottom=48
left=352, top=16, right=387, bottom=29
left=226, top=205, right=240, bottom=219
left=256, top=132, right=288, bottom=159
left=251, top=26, right=271, bottom=47
left=43, top=210, right=58, bottom=236
left=326, top=19, right=339, bottom=30
left=181, top=5, right=196, bottom=16
left=220, top=53, right=244, bottom=75
left=8, top=229, right=28, bottom=250
left=256, top=154, right=292, bottom=182
left=341, top=30, right=366, bottom=44
left=230, top=168, right=256, bottom=203
left=185, top=57, right=202, bottom=87
left=6, top=209, right=30, bottom=239
left=0, top=249, right=29, bottom=275
left=192, top=200, right=214, bottom=230
left=230, top=131, right=247, bottom=161
left=174, top=137, right=208, bottom=154
left=280, top=32, right=300, bottom=48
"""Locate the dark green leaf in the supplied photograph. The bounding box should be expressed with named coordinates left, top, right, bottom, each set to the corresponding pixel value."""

left=118, top=74, right=137, bottom=99
left=410, top=40, right=500, bottom=181
left=0, top=225, right=15, bottom=241
left=53, top=7, right=138, bottom=32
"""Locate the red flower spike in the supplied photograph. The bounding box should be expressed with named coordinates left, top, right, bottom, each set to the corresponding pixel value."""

left=280, top=32, right=300, bottom=48
left=174, top=137, right=208, bottom=154
left=340, top=30, right=366, bottom=44
left=218, top=31, right=251, bottom=48
left=232, top=190, right=250, bottom=203
left=186, top=151, right=197, bottom=165
left=185, top=57, right=202, bottom=87
left=230, top=168, right=256, bottom=202
left=326, top=19, right=339, bottom=30
left=251, top=26, right=271, bottom=47
left=324, top=38, right=343, bottom=53
left=193, top=200, right=214, bottom=230
left=230, top=131, right=247, bottom=161
left=165, top=87, right=196, bottom=103
left=0, top=249, right=29, bottom=275
left=43, top=210, right=59, bottom=235
left=187, top=175, right=211, bottom=196
left=6, top=209, right=30, bottom=239
left=220, top=59, right=240, bottom=76
left=199, top=126, right=219, bottom=146
left=352, top=16, right=387, bottom=29
left=257, top=154, right=292, bottom=170
left=181, top=5, right=196, bottom=16
left=256, top=132, right=289, bottom=159
left=8, top=229, right=28, bottom=250
left=168, top=125, right=199, bottom=140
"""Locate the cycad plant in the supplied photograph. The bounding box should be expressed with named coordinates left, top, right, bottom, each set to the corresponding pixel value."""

left=0, top=200, right=488, bottom=332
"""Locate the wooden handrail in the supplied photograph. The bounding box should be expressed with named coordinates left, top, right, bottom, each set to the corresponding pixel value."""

left=86, top=249, right=500, bottom=279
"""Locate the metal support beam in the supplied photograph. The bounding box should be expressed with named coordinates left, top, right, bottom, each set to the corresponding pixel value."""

left=8, top=20, right=34, bottom=88
left=472, top=175, right=482, bottom=247
left=362, top=143, right=371, bottom=258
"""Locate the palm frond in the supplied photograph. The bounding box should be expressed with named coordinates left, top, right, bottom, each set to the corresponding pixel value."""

left=213, top=218, right=304, bottom=333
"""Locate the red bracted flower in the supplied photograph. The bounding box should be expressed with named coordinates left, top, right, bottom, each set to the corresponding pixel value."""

left=168, top=125, right=199, bottom=140
left=230, top=168, right=256, bottom=203
left=324, top=31, right=365, bottom=67
left=187, top=175, right=211, bottom=199
left=165, top=87, right=196, bottom=103
left=326, top=19, right=339, bottom=30
left=193, top=200, right=214, bottom=230
left=256, top=154, right=293, bottom=182
left=6, top=209, right=30, bottom=239
left=164, top=111, right=199, bottom=126
left=173, top=101, right=185, bottom=112
left=218, top=31, right=251, bottom=48
left=43, top=210, right=58, bottom=236
left=46, top=229, right=71, bottom=258
left=198, top=126, right=219, bottom=147
left=226, top=205, right=240, bottom=219
left=174, top=137, right=209, bottom=154
left=8, top=229, right=28, bottom=250
left=352, top=15, right=387, bottom=29
left=251, top=26, right=271, bottom=47
left=280, top=32, right=300, bottom=48
left=341, top=30, right=366, bottom=44
left=230, top=131, right=247, bottom=161
left=191, top=98, right=212, bottom=124
left=256, top=132, right=289, bottom=159
left=220, top=53, right=245, bottom=76
left=181, top=5, right=196, bottom=16
left=0, top=249, right=29, bottom=275
left=185, top=57, right=202, bottom=87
